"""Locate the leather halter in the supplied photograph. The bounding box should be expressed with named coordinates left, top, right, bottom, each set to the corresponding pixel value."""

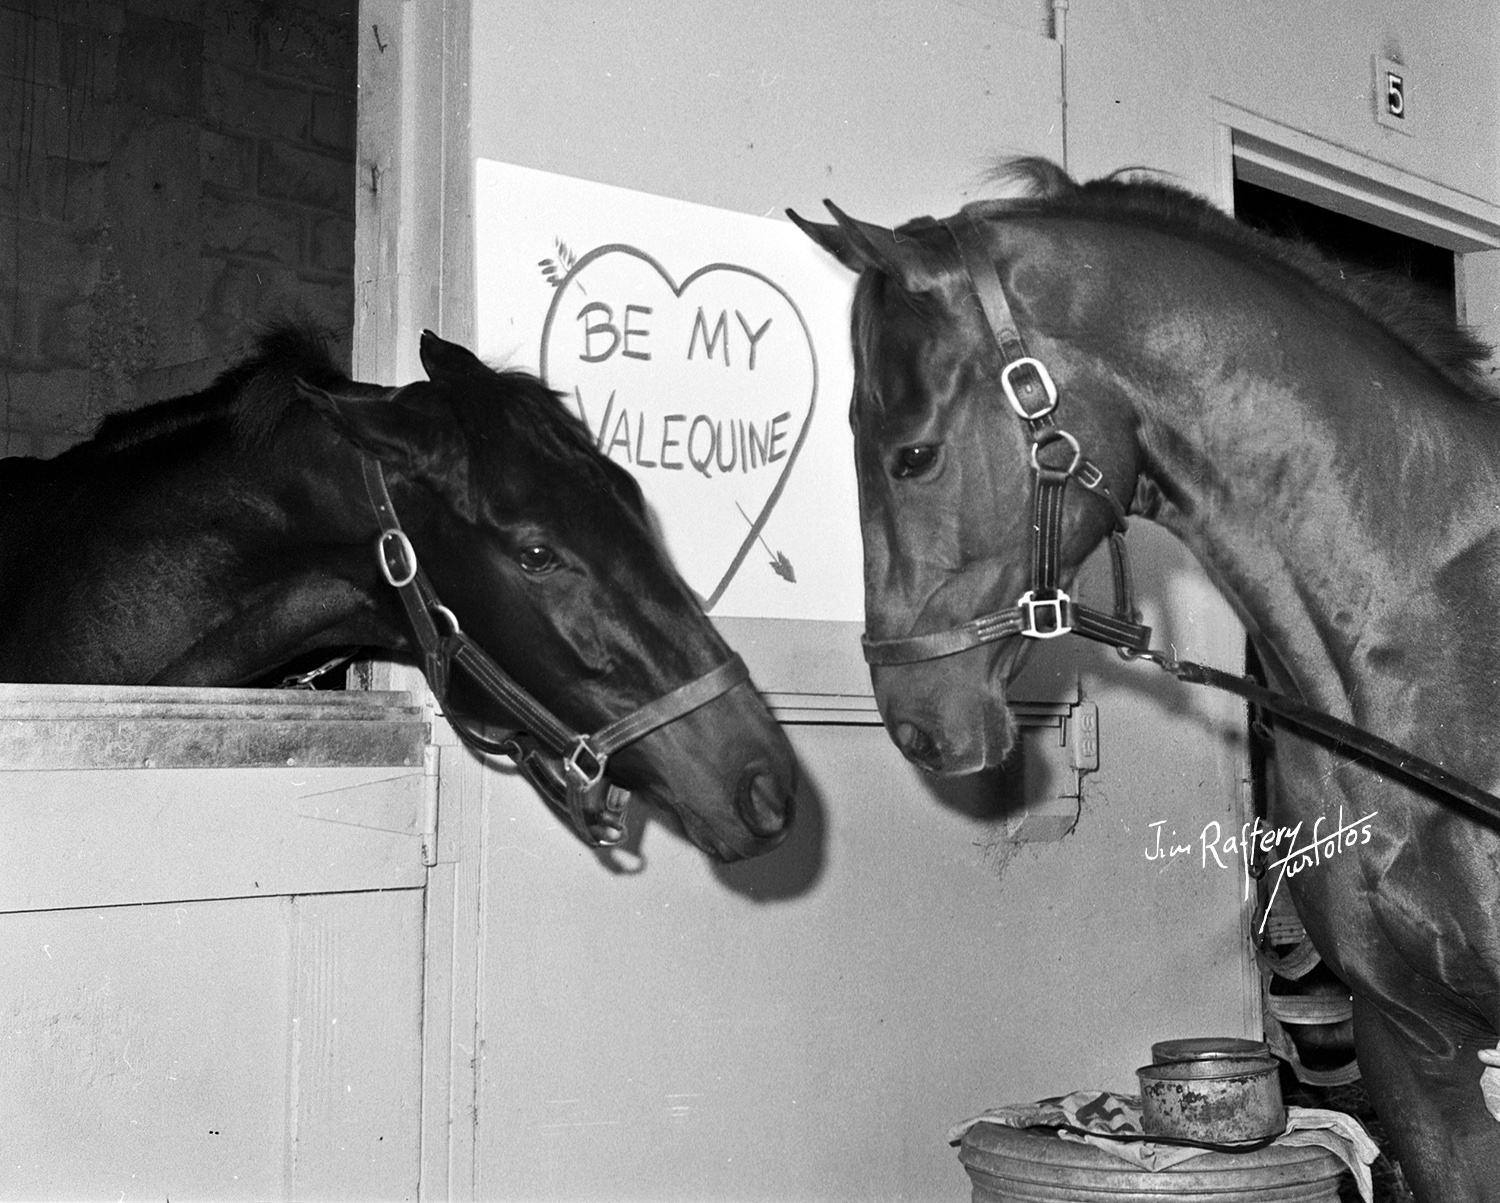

left=361, top=456, right=750, bottom=848
left=861, top=210, right=1500, bottom=827
left=861, top=212, right=1154, bottom=667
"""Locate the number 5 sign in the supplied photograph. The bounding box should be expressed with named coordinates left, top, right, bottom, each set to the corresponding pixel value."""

left=474, top=160, right=863, bottom=622
left=1375, top=56, right=1415, bottom=135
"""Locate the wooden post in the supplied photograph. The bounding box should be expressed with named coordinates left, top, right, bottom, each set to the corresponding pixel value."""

left=355, top=4, right=482, bottom=1196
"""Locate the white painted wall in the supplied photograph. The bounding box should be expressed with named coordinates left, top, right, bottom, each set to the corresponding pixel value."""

left=1065, top=0, right=1499, bottom=201
left=472, top=720, right=1249, bottom=1203
left=416, top=3, right=1257, bottom=1200
left=468, top=0, right=1063, bottom=225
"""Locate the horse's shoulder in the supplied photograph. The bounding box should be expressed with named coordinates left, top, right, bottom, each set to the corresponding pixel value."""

left=0, top=453, right=48, bottom=477
left=0, top=456, right=56, bottom=580
left=0, top=455, right=53, bottom=506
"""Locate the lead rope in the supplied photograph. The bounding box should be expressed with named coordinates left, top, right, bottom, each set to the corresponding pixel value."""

left=1138, top=650, right=1500, bottom=825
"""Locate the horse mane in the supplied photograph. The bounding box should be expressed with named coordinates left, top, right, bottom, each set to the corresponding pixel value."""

left=81, top=321, right=630, bottom=500
left=962, top=156, right=1498, bottom=402
left=88, top=322, right=348, bottom=452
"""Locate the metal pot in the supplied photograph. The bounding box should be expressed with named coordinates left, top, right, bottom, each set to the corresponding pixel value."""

left=1137, top=1053, right=1285, bottom=1144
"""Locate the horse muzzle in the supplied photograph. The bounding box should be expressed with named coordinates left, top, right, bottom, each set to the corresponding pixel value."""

left=873, top=655, right=1018, bottom=776
left=619, top=680, right=798, bottom=861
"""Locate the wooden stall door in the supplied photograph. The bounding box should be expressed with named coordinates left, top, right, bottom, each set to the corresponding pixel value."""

left=0, top=686, right=431, bottom=1202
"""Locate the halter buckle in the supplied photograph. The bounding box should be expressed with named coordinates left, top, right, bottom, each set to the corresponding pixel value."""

left=563, top=737, right=624, bottom=847
left=376, top=528, right=419, bottom=588
left=1031, top=428, right=1083, bottom=476
left=565, top=737, right=607, bottom=789
left=1017, top=589, right=1073, bottom=639
left=1075, top=458, right=1105, bottom=491
left=432, top=603, right=462, bottom=637
left=1002, top=357, right=1058, bottom=422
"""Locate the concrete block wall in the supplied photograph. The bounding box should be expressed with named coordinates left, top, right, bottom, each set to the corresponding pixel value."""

left=0, top=0, right=356, bottom=458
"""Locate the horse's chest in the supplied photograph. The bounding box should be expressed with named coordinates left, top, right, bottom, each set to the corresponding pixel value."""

left=1278, top=783, right=1500, bottom=1005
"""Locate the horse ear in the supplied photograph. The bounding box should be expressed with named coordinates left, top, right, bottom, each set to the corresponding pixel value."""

left=787, top=209, right=868, bottom=274
left=419, top=330, right=487, bottom=382
left=297, top=377, right=436, bottom=464
left=787, top=202, right=935, bottom=294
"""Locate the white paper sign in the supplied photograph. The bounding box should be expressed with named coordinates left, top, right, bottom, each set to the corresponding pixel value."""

left=474, top=159, right=861, bottom=621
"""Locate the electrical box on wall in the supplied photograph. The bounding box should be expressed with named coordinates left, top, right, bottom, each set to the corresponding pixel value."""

left=1374, top=56, right=1415, bottom=135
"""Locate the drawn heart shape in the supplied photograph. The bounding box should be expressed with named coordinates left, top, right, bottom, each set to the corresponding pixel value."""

left=540, top=245, right=818, bottom=610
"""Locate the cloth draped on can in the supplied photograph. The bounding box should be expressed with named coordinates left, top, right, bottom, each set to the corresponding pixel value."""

left=948, top=1091, right=1379, bottom=1202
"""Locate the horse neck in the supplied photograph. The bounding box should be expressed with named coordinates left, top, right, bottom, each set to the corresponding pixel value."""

left=141, top=415, right=400, bottom=684
left=1067, top=225, right=1500, bottom=719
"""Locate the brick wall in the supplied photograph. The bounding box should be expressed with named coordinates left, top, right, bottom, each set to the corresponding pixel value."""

left=1, top=0, right=356, bottom=458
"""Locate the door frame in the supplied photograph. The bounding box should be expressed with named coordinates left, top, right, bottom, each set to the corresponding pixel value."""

left=1211, top=99, right=1500, bottom=349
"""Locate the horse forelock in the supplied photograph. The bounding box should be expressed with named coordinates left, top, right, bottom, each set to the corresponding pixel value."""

left=848, top=271, right=909, bottom=431
left=846, top=235, right=975, bottom=433
left=449, top=365, right=644, bottom=517
left=969, top=156, right=1498, bottom=402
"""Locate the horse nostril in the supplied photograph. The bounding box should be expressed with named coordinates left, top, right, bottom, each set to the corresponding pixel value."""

left=893, top=720, right=942, bottom=771
left=736, top=769, right=791, bottom=839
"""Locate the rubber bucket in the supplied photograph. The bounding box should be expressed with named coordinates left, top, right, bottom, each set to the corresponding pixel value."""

left=958, top=1124, right=1344, bottom=1202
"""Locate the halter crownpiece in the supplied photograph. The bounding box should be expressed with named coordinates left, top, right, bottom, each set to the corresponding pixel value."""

left=861, top=211, right=1154, bottom=667
left=360, top=455, right=750, bottom=848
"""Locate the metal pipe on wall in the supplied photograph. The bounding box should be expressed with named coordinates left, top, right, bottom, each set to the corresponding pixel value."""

left=1052, top=0, right=1070, bottom=167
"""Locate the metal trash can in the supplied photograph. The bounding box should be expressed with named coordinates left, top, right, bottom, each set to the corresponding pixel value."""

left=958, top=1123, right=1344, bottom=1202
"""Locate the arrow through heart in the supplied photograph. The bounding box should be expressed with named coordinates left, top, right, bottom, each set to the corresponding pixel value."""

left=538, top=244, right=819, bottom=611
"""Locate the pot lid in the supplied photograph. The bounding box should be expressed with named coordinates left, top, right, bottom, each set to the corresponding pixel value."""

left=1151, top=1036, right=1271, bottom=1063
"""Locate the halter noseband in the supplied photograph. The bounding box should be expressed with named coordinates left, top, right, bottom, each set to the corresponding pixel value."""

left=361, top=456, right=749, bottom=848
left=860, top=212, right=1154, bottom=667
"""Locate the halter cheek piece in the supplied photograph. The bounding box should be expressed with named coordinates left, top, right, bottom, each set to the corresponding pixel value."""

left=361, top=456, right=749, bottom=848
left=862, top=210, right=1500, bottom=827
left=860, top=213, right=1154, bottom=668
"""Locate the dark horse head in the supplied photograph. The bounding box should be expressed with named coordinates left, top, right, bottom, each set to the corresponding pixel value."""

left=0, top=326, right=796, bottom=860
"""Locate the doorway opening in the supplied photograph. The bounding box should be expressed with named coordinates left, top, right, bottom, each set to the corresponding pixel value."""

left=1230, top=169, right=1451, bottom=1203
left=1233, top=177, right=1456, bottom=307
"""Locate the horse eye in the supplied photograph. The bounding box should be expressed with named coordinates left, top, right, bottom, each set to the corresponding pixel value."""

left=893, top=445, right=940, bottom=479
left=517, top=545, right=559, bottom=574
